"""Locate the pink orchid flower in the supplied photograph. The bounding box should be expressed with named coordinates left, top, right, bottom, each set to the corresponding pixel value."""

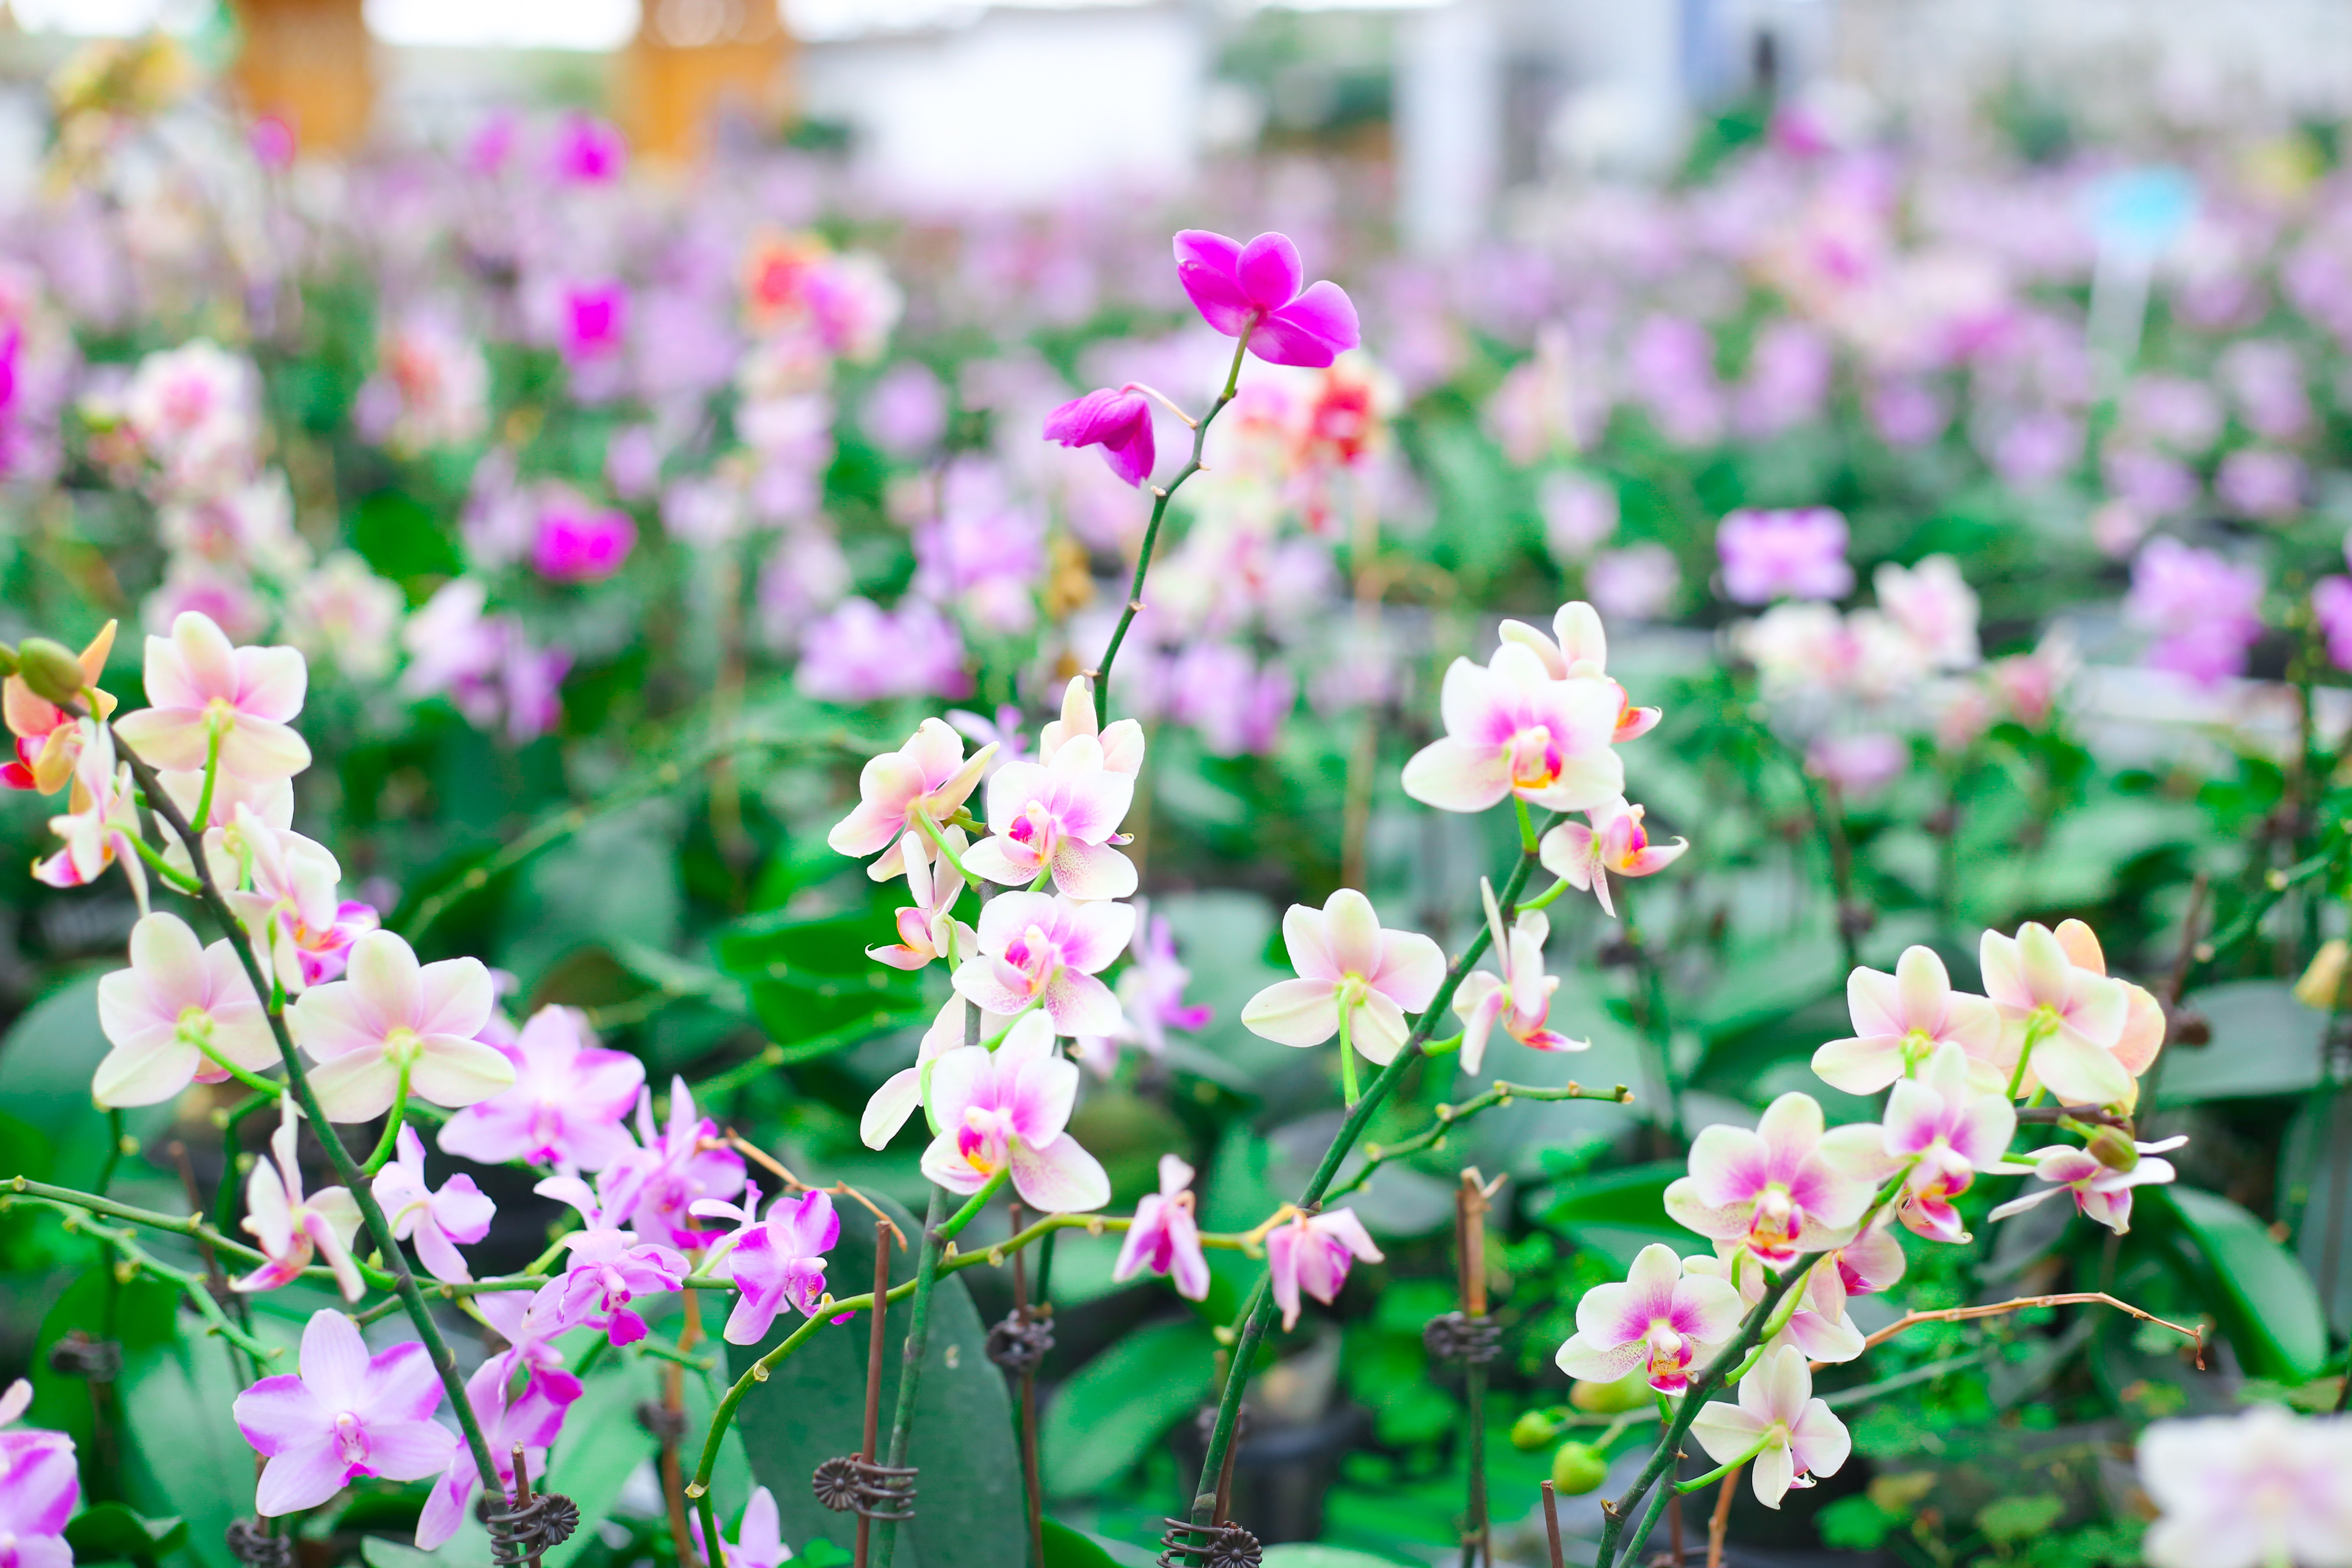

left=1, top=619, right=116, bottom=794
left=1038, top=676, right=1145, bottom=775
left=558, top=281, right=628, bottom=367
left=1883, top=1042, right=2025, bottom=1244
left=437, top=1004, right=647, bottom=1172
left=692, top=1486, right=792, bottom=1568
left=920, top=1012, right=1110, bottom=1212
left=1113, top=1154, right=1210, bottom=1300
left=1665, top=1093, right=1883, bottom=1268
left=1045, top=387, right=1156, bottom=488
left=1242, top=889, right=1445, bottom=1066
left=1088, top=903, right=1212, bottom=1068
left=860, top=995, right=1006, bottom=1150
left=414, top=1359, right=578, bottom=1551
left=1698, top=1247, right=1866, bottom=1365
left=32, top=724, right=147, bottom=911
left=0, top=1376, right=73, bottom=1476
left=1715, top=508, right=1854, bottom=605
left=537, top=1175, right=691, bottom=1347
left=1266, top=1208, right=1383, bottom=1330
left=2050, top=917, right=2167, bottom=1090
left=236, top=1100, right=364, bottom=1301
left=289, top=931, right=511, bottom=1122
left=532, top=493, right=637, bottom=583
left=961, top=734, right=1137, bottom=899
left=826, top=718, right=995, bottom=882
left=93, top=911, right=274, bottom=1108
left=1554, top=1243, right=1745, bottom=1395
left=371, top=1125, right=496, bottom=1284
left=1986, top=1133, right=2187, bottom=1235
left=0, top=1429, right=76, bottom=1568
left=1496, top=602, right=1661, bottom=741
left=2138, top=1405, right=2352, bottom=1568
left=112, top=611, right=311, bottom=783
left=601, top=1076, right=747, bottom=1250
left=1812, top=945, right=2004, bottom=1096
left=224, top=808, right=378, bottom=990
left=1173, top=230, right=1360, bottom=368
left=232, top=1309, right=457, bottom=1517
left=1978, top=922, right=2133, bottom=1106
left=1400, top=643, right=1625, bottom=815
left=1538, top=797, right=1687, bottom=920
left=472, top=1279, right=586, bottom=1399
left=711, top=1189, right=840, bottom=1345
left=952, top=890, right=1135, bottom=1038
left=1451, top=880, right=1585, bottom=1073
left=1687, top=1346, right=1851, bottom=1508
left=870, top=828, right=973, bottom=971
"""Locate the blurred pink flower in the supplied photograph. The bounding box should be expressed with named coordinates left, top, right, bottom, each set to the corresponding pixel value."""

left=372, top=1125, right=494, bottom=1284
left=1587, top=543, right=1681, bottom=622
left=1717, top=508, right=1852, bottom=604
left=532, top=490, right=636, bottom=582
left=2136, top=1406, right=2352, bottom=1568
left=550, top=112, right=625, bottom=184
left=1114, top=1154, right=1209, bottom=1299
left=559, top=282, right=629, bottom=368
left=2216, top=447, right=2306, bottom=519
left=1044, top=386, right=1156, bottom=487
left=2125, top=536, right=2264, bottom=685
left=796, top=597, right=972, bottom=705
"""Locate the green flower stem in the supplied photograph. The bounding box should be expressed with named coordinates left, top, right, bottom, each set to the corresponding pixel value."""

left=1515, top=796, right=1539, bottom=856
left=360, top=1062, right=414, bottom=1177
left=2006, top=1013, right=2055, bottom=1102
left=1518, top=876, right=1573, bottom=913
left=192, top=1039, right=284, bottom=1100
left=1322, top=1081, right=1634, bottom=1203
left=1672, top=1436, right=1769, bottom=1496
left=126, top=832, right=203, bottom=896
left=910, top=809, right=977, bottom=886
left=870, top=1182, right=950, bottom=1568
left=192, top=723, right=223, bottom=834
left=213, top=1091, right=276, bottom=1237
left=1092, top=327, right=1253, bottom=727
left=36, top=1201, right=278, bottom=1362
left=1337, top=1007, right=1361, bottom=1108
left=106, top=724, right=508, bottom=1497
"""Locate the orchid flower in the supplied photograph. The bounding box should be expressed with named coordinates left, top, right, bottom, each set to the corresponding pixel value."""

left=1687, top=1346, right=1852, bottom=1509
left=1266, top=1208, right=1383, bottom=1330
left=1081, top=902, right=1212, bottom=1072
left=437, top=1004, right=647, bottom=1172
left=1173, top=230, right=1360, bottom=368
left=1537, top=797, right=1687, bottom=920
left=1715, top=508, right=1853, bottom=605
left=920, top=1012, right=1110, bottom=1212
left=960, top=735, right=1138, bottom=899
left=1664, top=1093, right=1883, bottom=1269
left=1045, top=387, right=1156, bottom=487
left=861, top=995, right=1005, bottom=1149
left=414, top=1359, right=578, bottom=1551
left=870, top=829, right=973, bottom=970
left=472, top=1279, right=586, bottom=1401
left=1690, top=1247, right=1866, bottom=1366
left=952, top=890, right=1135, bottom=1038
left=711, top=1189, right=840, bottom=1345
left=1811, top=945, right=2004, bottom=1096
left=1113, top=1154, right=1210, bottom=1300
left=825, top=718, right=994, bottom=882
left=1451, top=880, right=1585, bottom=1073
left=1554, top=1244, right=1745, bottom=1395
left=223, top=809, right=378, bottom=991
left=232, top=1309, right=457, bottom=1516
left=236, top=1100, right=365, bottom=1301
left=1978, top=922, right=2133, bottom=1105
left=692, top=1487, right=793, bottom=1568
left=1882, top=1042, right=2025, bottom=1244
left=32, top=724, right=147, bottom=912
left=1986, top=1133, right=2187, bottom=1235
left=1241, top=888, right=1444, bottom=1068
left=601, top=1076, right=747, bottom=1250
left=2050, top=917, right=2167, bottom=1092
left=0, top=1431, right=76, bottom=1568
left=946, top=704, right=1030, bottom=777
left=1037, top=676, right=1145, bottom=775
left=93, top=911, right=274, bottom=1108
left=1, top=618, right=116, bottom=794
left=289, top=930, right=511, bottom=1122
left=2137, top=1405, right=2352, bottom=1568
left=1400, top=643, right=1625, bottom=815
left=112, top=611, right=311, bottom=783
left=370, top=1125, right=495, bottom=1284
left=1496, top=601, right=1661, bottom=740
left=537, top=1174, right=690, bottom=1347
left=0, top=1377, right=71, bottom=1476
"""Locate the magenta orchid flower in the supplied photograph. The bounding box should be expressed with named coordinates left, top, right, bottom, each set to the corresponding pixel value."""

left=1664, top=1093, right=1883, bottom=1269
left=1687, top=1346, right=1851, bottom=1508
left=1114, top=1154, right=1210, bottom=1300
left=870, top=829, right=973, bottom=971
left=692, top=1487, right=792, bottom=1568
left=532, top=493, right=636, bottom=583
left=1978, top=922, right=2133, bottom=1106
left=711, top=1189, right=840, bottom=1345
left=414, top=1359, right=578, bottom=1551
left=1811, top=945, right=2004, bottom=1096
left=1266, top=1208, right=1383, bottom=1330
left=93, top=911, right=273, bottom=1108
left=371, top=1125, right=495, bottom=1284
left=826, top=718, right=995, bottom=883
left=1715, top=508, right=1854, bottom=605
left=232, top=1309, right=457, bottom=1516
left=1538, top=797, right=1687, bottom=920
left=601, top=1076, right=747, bottom=1250
left=1111, top=902, right=1211, bottom=1055
left=952, top=890, right=1135, bottom=1038
left=32, top=725, right=147, bottom=910
left=1045, top=387, right=1156, bottom=487
left=558, top=281, right=628, bottom=367
left=437, top=1004, right=647, bottom=1172
left=1882, top=1042, right=2025, bottom=1244
left=1497, top=602, right=1662, bottom=741
left=1038, top=676, right=1145, bottom=775
left=920, top=1012, right=1110, bottom=1212
left=0, top=1376, right=72, bottom=1474
left=290, top=930, right=510, bottom=1122
left=1451, top=880, right=1585, bottom=1073
left=113, top=611, right=311, bottom=783
left=2138, top=1405, right=2352, bottom=1568
left=237, top=1100, right=364, bottom=1301
left=1242, top=889, right=1444, bottom=1066
left=537, top=1175, right=690, bottom=1347
left=1554, top=1244, right=1745, bottom=1395
left=472, top=1278, right=586, bottom=1400
left=1401, top=643, right=1625, bottom=815
left=960, top=734, right=1137, bottom=899
left=0, top=1427, right=76, bottom=1568
left=1173, top=230, right=1360, bottom=369
left=224, top=809, right=378, bottom=991
left=1986, top=1133, right=2187, bottom=1235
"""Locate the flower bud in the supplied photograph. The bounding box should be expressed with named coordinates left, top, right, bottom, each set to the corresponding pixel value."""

left=2087, top=1124, right=2140, bottom=1173
left=2295, top=939, right=2347, bottom=1012
left=1510, top=1410, right=1559, bottom=1452
left=1551, top=1441, right=1609, bottom=1496
left=16, top=638, right=88, bottom=707
left=1568, top=1368, right=1650, bottom=1415
left=0, top=642, right=16, bottom=676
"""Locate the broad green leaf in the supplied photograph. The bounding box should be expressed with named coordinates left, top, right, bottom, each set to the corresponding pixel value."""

left=2280, top=1089, right=2352, bottom=1333
left=715, top=907, right=928, bottom=1051
left=1040, top=1518, right=1144, bottom=1568
left=2157, top=982, right=2324, bottom=1104
left=1040, top=1317, right=1215, bottom=1498
left=728, top=1195, right=1025, bottom=1568
left=0, top=971, right=175, bottom=1190
left=1260, top=1546, right=1422, bottom=1567
left=500, top=806, right=684, bottom=993
left=1532, top=1161, right=1686, bottom=1271
left=2150, top=1187, right=2329, bottom=1380
left=539, top=1356, right=662, bottom=1568
left=64, top=1503, right=188, bottom=1562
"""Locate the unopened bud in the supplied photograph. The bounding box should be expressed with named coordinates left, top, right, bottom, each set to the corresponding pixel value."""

left=2295, top=939, right=2348, bottom=1012
left=1568, top=1368, right=1651, bottom=1415
left=15, top=638, right=86, bottom=707
left=1551, top=1441, right=1609, bottom=1496
left=2087, top=1125, right=2140, bottom=1173
left=1510, top=1410, right=1559, bottom=1452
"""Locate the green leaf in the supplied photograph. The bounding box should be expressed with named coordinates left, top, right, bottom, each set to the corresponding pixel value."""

left=715, top=907, right=929, bottom=1051
left=1976, top=1495, right=2066, bottom=1544
left=727, top=1195, right=1025, bottom=1568
left=64, top=1503, right=188, bottom=1562
left=2158, top=982, right=2326, bottom=1104
left=2150, top=1186, right=2329, bottom=1380
left=1814, top=1494, right=1897, bottom=1551
left=1040, top=1317, right=1216, bottom=1498
left=1040, top=1518, right=1148, bottom=1568
left=539, top=1357, right=663, bottom=1568
left=1532, top=1161, right=1686, bottom=1270
left=0, top=971, right=176, bottom=1190
left=1259, top=1547, right=1421, bottom=1568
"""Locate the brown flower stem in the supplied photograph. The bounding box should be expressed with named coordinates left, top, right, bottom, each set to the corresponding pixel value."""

left=662, top=1290, right=702, bottom=1568
left=1010, top=1210, right=1045, bottom=1568
left=1707, top=1465, right=1739, bottom=1568
left=1541, top=1482, right=1566, bottom=1568
left=1456, top=1171, right=1494, bottom=1568
left=857, top=1221, right=897, bottom=1568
